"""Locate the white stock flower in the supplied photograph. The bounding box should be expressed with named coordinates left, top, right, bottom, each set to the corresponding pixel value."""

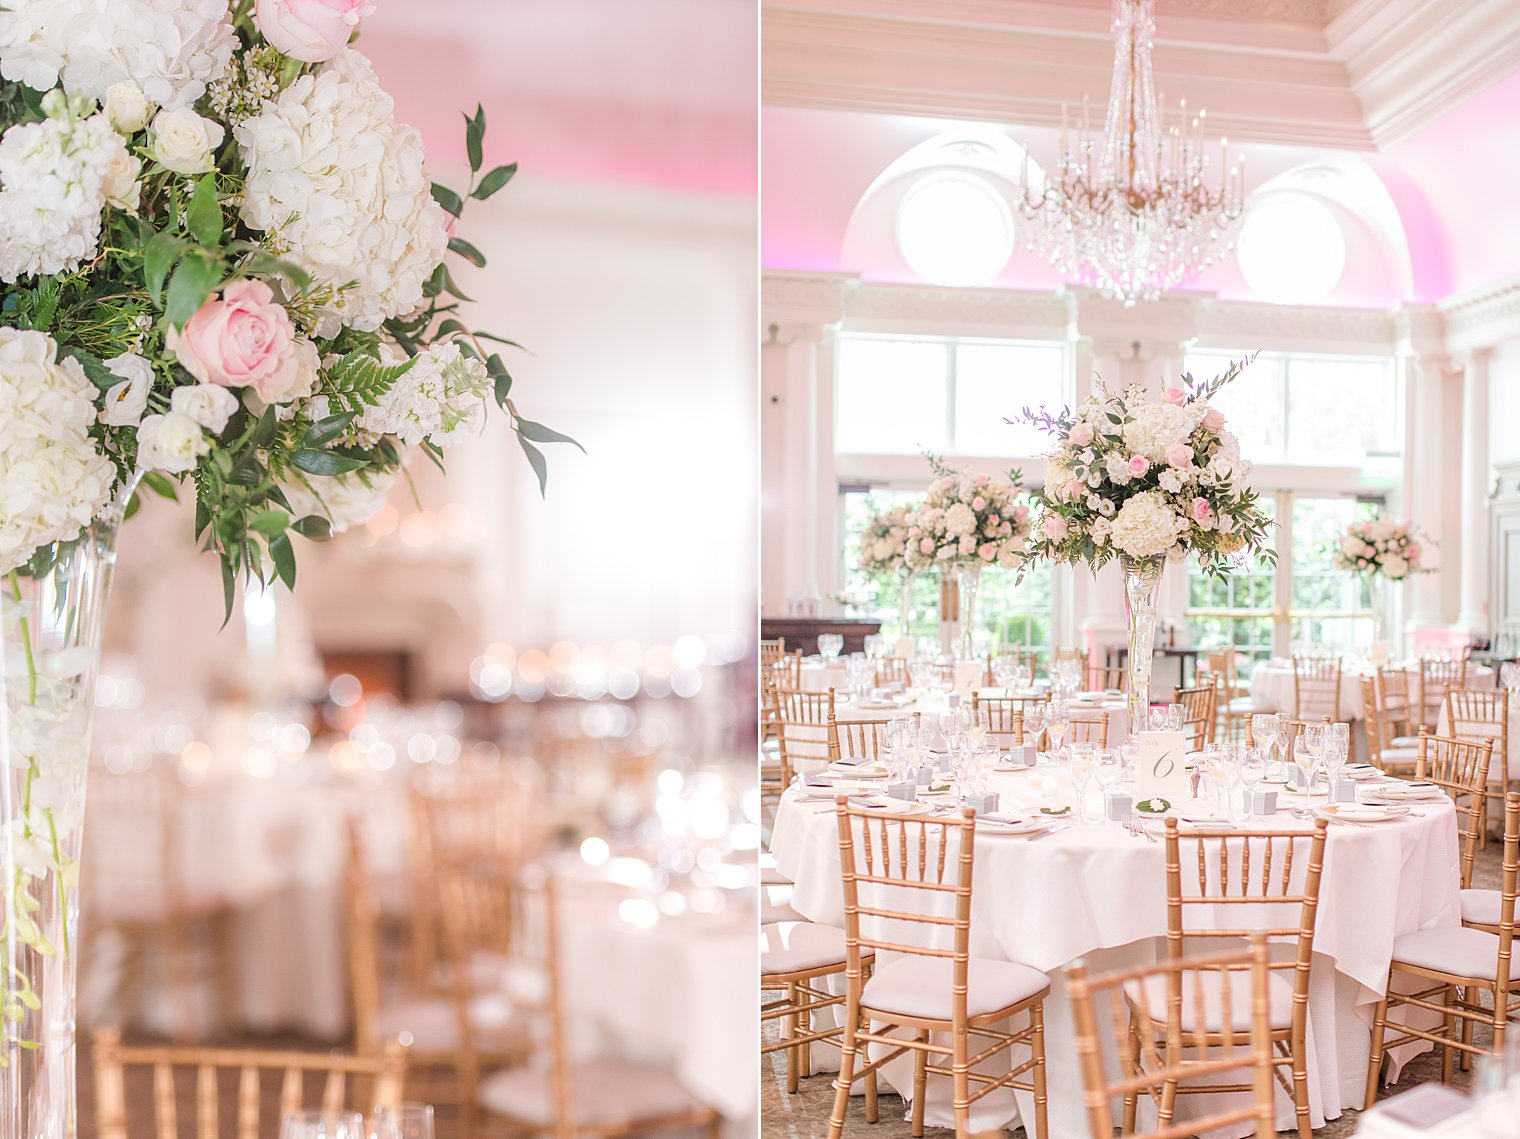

left=1110, top=491, right=1185, bottom=559
left=0, top=0, right=235, bottom=109
left=1104, top=453, right=1133, bottom=486
left=103, top=81, right=151, bottom=133
left=234, top=50, right=449, bottom=333
left=99, top=352, right=154, bottom=426
left=356, top=342, right=491, bottom=446
left=170, top=384, right=239, bottom=433
left=136, top=410, right=210, bottom=474
left=0, top=112, right=136, bottom=282
left=146, top=106, right=222, bottom=173
left=281, top=467, right=399, bottom=534
left=0, top=328, right=114, bottom=575
left=1158, top=468, right=1183, bottom=494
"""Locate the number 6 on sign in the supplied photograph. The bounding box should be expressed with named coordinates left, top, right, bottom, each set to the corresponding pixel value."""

left=1135, top=731, right=1191, bottom=803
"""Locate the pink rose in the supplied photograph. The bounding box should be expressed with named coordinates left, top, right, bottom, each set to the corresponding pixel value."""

left=988, top=513, right=1000, bottom=525
left=1068, top=422, right=1094, bottom=446
left=1063, top=479, right=1083, bottom=499
left=978, top=543, right=997, bottom=562
left=1162, top=386, right=1186, bottom=406
left=971, top=496, right=986, bottom=511
left=256, top=0, right=373, bottom=63
left=1043, top=515, right=1069, bottom=541
left=974, top=472, right=989, bottom=485
left=1407, top=543, right=1422, bottom=560
left=1127, top=455, right=1149, bottom=476
left=167, top=280, right=299, bottom=401
left=919, top=538, right=934, bottom=554
left=1191, top=497, right=1213, bottom=524
left=1201, top=407, right=1225, bottom=431
left=1166, top=443, right=1192, bottom=470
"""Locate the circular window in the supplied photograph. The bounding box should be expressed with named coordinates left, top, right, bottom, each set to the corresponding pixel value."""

left=1236, top=195, right=1346, bottom=304
left=896, top=171, right=1015, bottom=287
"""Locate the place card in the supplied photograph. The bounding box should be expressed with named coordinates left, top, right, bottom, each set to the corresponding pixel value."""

left=952, top=661, right=982, bottom=696
left=1330, top=778, right=1357, bottom=804
left=1008, top=744, right=1037, bottom=767
left=886, top=779, right=917, bottom=802
left=1134, top=731, right=1190, bottom=803
left=963, top=791, right=999, bottom=815
left=1104, top=789, right=1133, bottom=822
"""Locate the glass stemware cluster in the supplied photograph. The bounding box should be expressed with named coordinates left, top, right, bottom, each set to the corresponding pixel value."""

left=280, top=1106, right=435, bottom=1139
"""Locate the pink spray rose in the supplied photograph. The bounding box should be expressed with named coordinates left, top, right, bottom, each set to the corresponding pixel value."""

left=973, top=472, right=990, bottom=485
left=919, top=538, right=934, bottom=554
left=167, top=280, right=300, bottom=401
left=1043, top=515, right=1069, bottom=541
left=978, top=543, right=997, bottom=562
left=1165, top=443, right=1193, bottom=470
left=971, top=496, right=986, bottom=511
left=988, top=514, right=1001, bottom=525
left=1127, top=455, right=1149, bottom=476
left=1162, top=386, right=1186, bottom=406
left=256, top=0, right=374, bottom=63
left=1191, top=497, right=1214, bottom=526
left=1201, top=407, right=1225, bottom=431
left=1063, top=479, right=1084, bottom=500
left=1068, top=422, right=1094, bottom=446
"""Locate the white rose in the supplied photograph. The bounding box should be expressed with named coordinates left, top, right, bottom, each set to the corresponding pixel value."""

left=100, top=148, right=142, bottom=212
left=170, top=384, right=239, bottom=433
left=146, top=107, right=222, bottom=174
left=99, top=352, right=154, bottom=426
left=103, top=81, right=150, bottom=133
left=136, top=410, right=209, bottom=473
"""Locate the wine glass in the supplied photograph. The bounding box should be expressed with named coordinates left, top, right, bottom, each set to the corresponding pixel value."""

left=282, top=1113, right=367, bottom=1139
left=370, top=1106, right=436, bottom=1139
left=1293, top=723, right=1323, bottom=794
left=1045, top=701, right=1070, bottom=762
left=1024, top=704, right=1047, bottom=753
left=1323, top=722, right=1349, bottom=789
left=818, top=634, right=844, bottom=662
left=1250, top=713, right=1279, bottom=754
left=1069, top=743, right=1096, bottom=824
left=1274, top=716, right=1294, bottom=778
left=863, top=634, right=883, bottom=660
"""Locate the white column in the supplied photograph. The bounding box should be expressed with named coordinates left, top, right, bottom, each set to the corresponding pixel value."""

left=1077, top=339, right=1131, bottom=664
left=1400, top=342, right=1455, bottom=643
left=1455, top=348, right=1493, bottom=637
left=761, top=321, right=825, bottom=616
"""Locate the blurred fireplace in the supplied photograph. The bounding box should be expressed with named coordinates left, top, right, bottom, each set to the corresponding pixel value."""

left=319, top=649, right=416, bottom=702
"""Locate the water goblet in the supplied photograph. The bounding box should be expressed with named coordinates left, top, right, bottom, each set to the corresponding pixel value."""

left=282, top=1114, right=367, bottom=1139
left=370, top=1106, right=436, bottom=1139
left=1069, top=743, right=1097, bottom=824
left=1045, top=703, right=1070, bottom=762
left=1024, top=704, right=1047, bottom=753
left=1250, top=713, right=1279, bottom=752
left=1293, top=724, right=1323, bottom=794
left=817, top=633, right=844, bottom=662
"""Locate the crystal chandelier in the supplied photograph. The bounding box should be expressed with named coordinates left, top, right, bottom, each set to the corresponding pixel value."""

left=1019, top=0, right=1247, bottom=305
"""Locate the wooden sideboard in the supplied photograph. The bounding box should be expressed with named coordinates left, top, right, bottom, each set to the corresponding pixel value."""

left=760, top=617, right=883, bottom=657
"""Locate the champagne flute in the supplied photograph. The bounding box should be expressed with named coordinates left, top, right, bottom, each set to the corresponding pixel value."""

left=1274, top=716, right=1294, bottom=780
left=370, top=1106, right=436, bottom=1139
left=282, top=1114, right=367, bottom=1139
left=1293, top=723, right=1323, bottom=794
left=1069, top=743, right=1096, bottom=824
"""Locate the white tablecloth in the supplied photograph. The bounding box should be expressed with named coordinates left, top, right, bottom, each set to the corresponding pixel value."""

left=770, top=772, right=1460, bottom=1138
left=798, top=662, right=848, bottom=693
left=1248, top=662, right=1494, bottom=721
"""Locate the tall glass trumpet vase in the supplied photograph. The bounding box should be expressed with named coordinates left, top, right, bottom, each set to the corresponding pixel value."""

left=897, top=571, right=916, bottom=644
left=956, top=563, right=981, bottom=662
left=0, top=482, right=132, bottom=1139
left=1122, top=555, right=1166, bottom=736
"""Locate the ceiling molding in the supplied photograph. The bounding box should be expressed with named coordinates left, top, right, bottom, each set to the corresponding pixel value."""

left=1439, top=272, right=1520, bottom=353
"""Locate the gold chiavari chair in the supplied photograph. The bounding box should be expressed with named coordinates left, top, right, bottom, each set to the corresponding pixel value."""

left=1087, top=663, right=1127, bottom=693
left=762, top=921, right=876, bottom=1099
left=477, top=872, right=721, bottom=1139
left=828, top=713, right=896, bottom=764
left=1465, top=792, right=1520, bottom=932
left=1362, top=676, right=1390, bottom=767
left=1291, top=656, right=1342, bottom=721
left=1175, top=685, right=1217, bottom=750
left=1377, top=665, right=1418, bottom=739
left=1414, top=730, right=1494, bottom=891
left=1421, top=656, right=1470, bottom=731
left=761, top=688, right=835, bottom=825
left=1053, top=647, right=1086, bottom=665
left=989, top=644, right=1037, bottom=678
left=973, top=692, right=1047, bottom=748
left=1446, top=688, right=1511, bottom=841
left=1366, top=792, right=1520, bottom=1099
left=876, top=656, right=913, bottom=688
left=828, top=801, right=1050, bottom=1139
left=1139, top=817, right=1328, bottom=1139
left=1067, top=713, right=1109, bottom=749
left=761, top=637, right=786, bottom=673
left=92, top=1026, right=407, bottom=1139
left=1068, top=936, right=1277, bottom=1139
left=772, top=650, right=804, bottom=692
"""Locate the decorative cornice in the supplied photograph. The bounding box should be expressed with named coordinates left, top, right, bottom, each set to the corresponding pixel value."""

left=842, top=282, right=1071, bottom=330
left=1439, top=273, right=1520, bottom=353
left=761, top=271, right=856, bottom=328
left=1195, top=298, right=1396, bottom=347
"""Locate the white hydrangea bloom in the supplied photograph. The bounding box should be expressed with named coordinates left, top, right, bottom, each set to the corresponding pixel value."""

left=0, top=111, right=138, bottom=282
left=1121, top=402, right=1199, bottom=463
left=282, top=467, right=399, bottom=535
left=0, top=328, right=115, bottom=575
left=234, top=50, right=450, bottom=333
left=1110, top=491, right=1185, bottom=559
left=0, top=0, right=235, bottom=108
left=356, top=342, right=491, bottom=447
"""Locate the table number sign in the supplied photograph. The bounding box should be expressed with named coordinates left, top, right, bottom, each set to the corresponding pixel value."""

left=894, top=637, right=914, bottom=659
left=1134, top=730, right=1190, bottom=803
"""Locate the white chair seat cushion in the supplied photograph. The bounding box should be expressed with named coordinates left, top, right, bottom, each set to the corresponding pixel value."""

left=761, top=921, right=848, bottom=977
left=375, top=992, right=521, bottom=1053
left=1227, top=698, right=1263, bottom=714
left=1123, top=969, right=1294, bottom=1032
left=1392, top=926, right=1520, bottom=980
left=480, top=1058, right=704, bottom=1128
left=1379, top=746, right=1419, bottom=764
left=761, top=895, right=802, bottom=925
left=861, top=956, right=1049, bottom=1021
left=1391, top=736, right=1423, bottom=748
left=1460, top=889, right=1506, bottom=928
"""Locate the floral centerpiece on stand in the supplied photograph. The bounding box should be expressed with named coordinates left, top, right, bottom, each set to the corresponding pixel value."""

left=1331, top=520, right=1429, bottom=644
left=1018, top=361, right=1274, bottom=733
left=903, top=460, right=1030, bottom=659
left=0, top=1, right=574, bottom=1129
left=855, top=503, right=917, bottom=640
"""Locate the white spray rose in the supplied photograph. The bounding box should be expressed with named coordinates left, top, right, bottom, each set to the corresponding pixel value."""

left=146, top=107, right=222, bottom=174
left=170, top=384, right=239, bottom=433
left=136, top=410, right=210, bottom=473
left=103, top=81, right=150, bottom=133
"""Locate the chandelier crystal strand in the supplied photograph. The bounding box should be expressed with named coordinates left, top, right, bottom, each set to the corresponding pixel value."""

left=1020, top=0, right=1247, bottom=305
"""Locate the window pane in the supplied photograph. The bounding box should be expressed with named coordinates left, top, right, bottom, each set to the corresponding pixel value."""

left=953, top=343, right=1065, bottom=456
left=1184, top=351, right=1284, bottom=463
left=1185, top=496, right=1277, bottom=677
left=1289, top=497, right=1379, bottom=653
left=836, top=338, right=947, bottom=454
left=1285, top=358, right=1399, bottom=461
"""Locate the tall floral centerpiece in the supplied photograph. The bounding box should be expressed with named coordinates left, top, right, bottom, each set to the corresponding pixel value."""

left=904, top=463, right=1030, bottom=659
left=0, top=2, right=571, bottom=1132
left=856, top=503, right=918, bottom=640
left=1332, top=520, right=1429, bottom=644
left=1020, top=363, right=1273, bottom=733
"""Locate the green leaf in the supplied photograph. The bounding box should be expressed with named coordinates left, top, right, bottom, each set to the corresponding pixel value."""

left=249, top=509, right=290, bottom=539
left=301, top=410, right=356, bottom=448
left=465, top=106, right=484, bottom=172
left=228, top=456, right=264, bottom=486
left=292, top=514, right=333, bottom=542
left=447, top=237, right=486, bottom=268
left=268, top=531, right=296, bottom=591
left=143, top=230, right=184, bottom=304
left=324, top=350, right=416, bottom=414
left=219, top=555, right=236, bottom=629
left=517, top=435, right=548, bottom=496
left=431, top=183, right=463, bottom=218
left=471, top=163, right=516, bottom=200
left=291, top=449, right=367, bottom=476
left=438, top=265, right=473, bottom=303
left=515, top=417, right=585, bottom=454
left=186, top=174, right=221, bottom=246
left=252, top=403, right=279, bottom=448
left=194, top=499, right=211, bottom=540
left=165, top=253, right=222, bottom=329
left=56, top=346, right=116, bottom=389
left=141, top=471, right=178, bottom=501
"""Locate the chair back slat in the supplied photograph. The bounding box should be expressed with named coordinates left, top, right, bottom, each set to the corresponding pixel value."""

left=1067, top=714, right=1109, bottom=749
left=1292, top=656, right=1342, bottom=720
left=1421, top=657, right=1470, bottom=726
left=875, top=656, right=912, bottom=688
left=1176, top=685, right=1218, bottom=749
left=829, top=715, right=894, bottom=763
left=1415, top=730, right=1494, bottom=888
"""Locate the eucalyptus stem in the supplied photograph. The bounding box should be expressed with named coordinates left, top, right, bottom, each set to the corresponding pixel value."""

left=6, top=572, right=34, bottom=707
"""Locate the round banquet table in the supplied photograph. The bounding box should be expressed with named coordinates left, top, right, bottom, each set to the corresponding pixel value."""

left=769, top=769, right=1460, bottom=1138
left=834, top=691, right=1130, bottom=741
left=1248, top=661, right=1494, bottom=721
